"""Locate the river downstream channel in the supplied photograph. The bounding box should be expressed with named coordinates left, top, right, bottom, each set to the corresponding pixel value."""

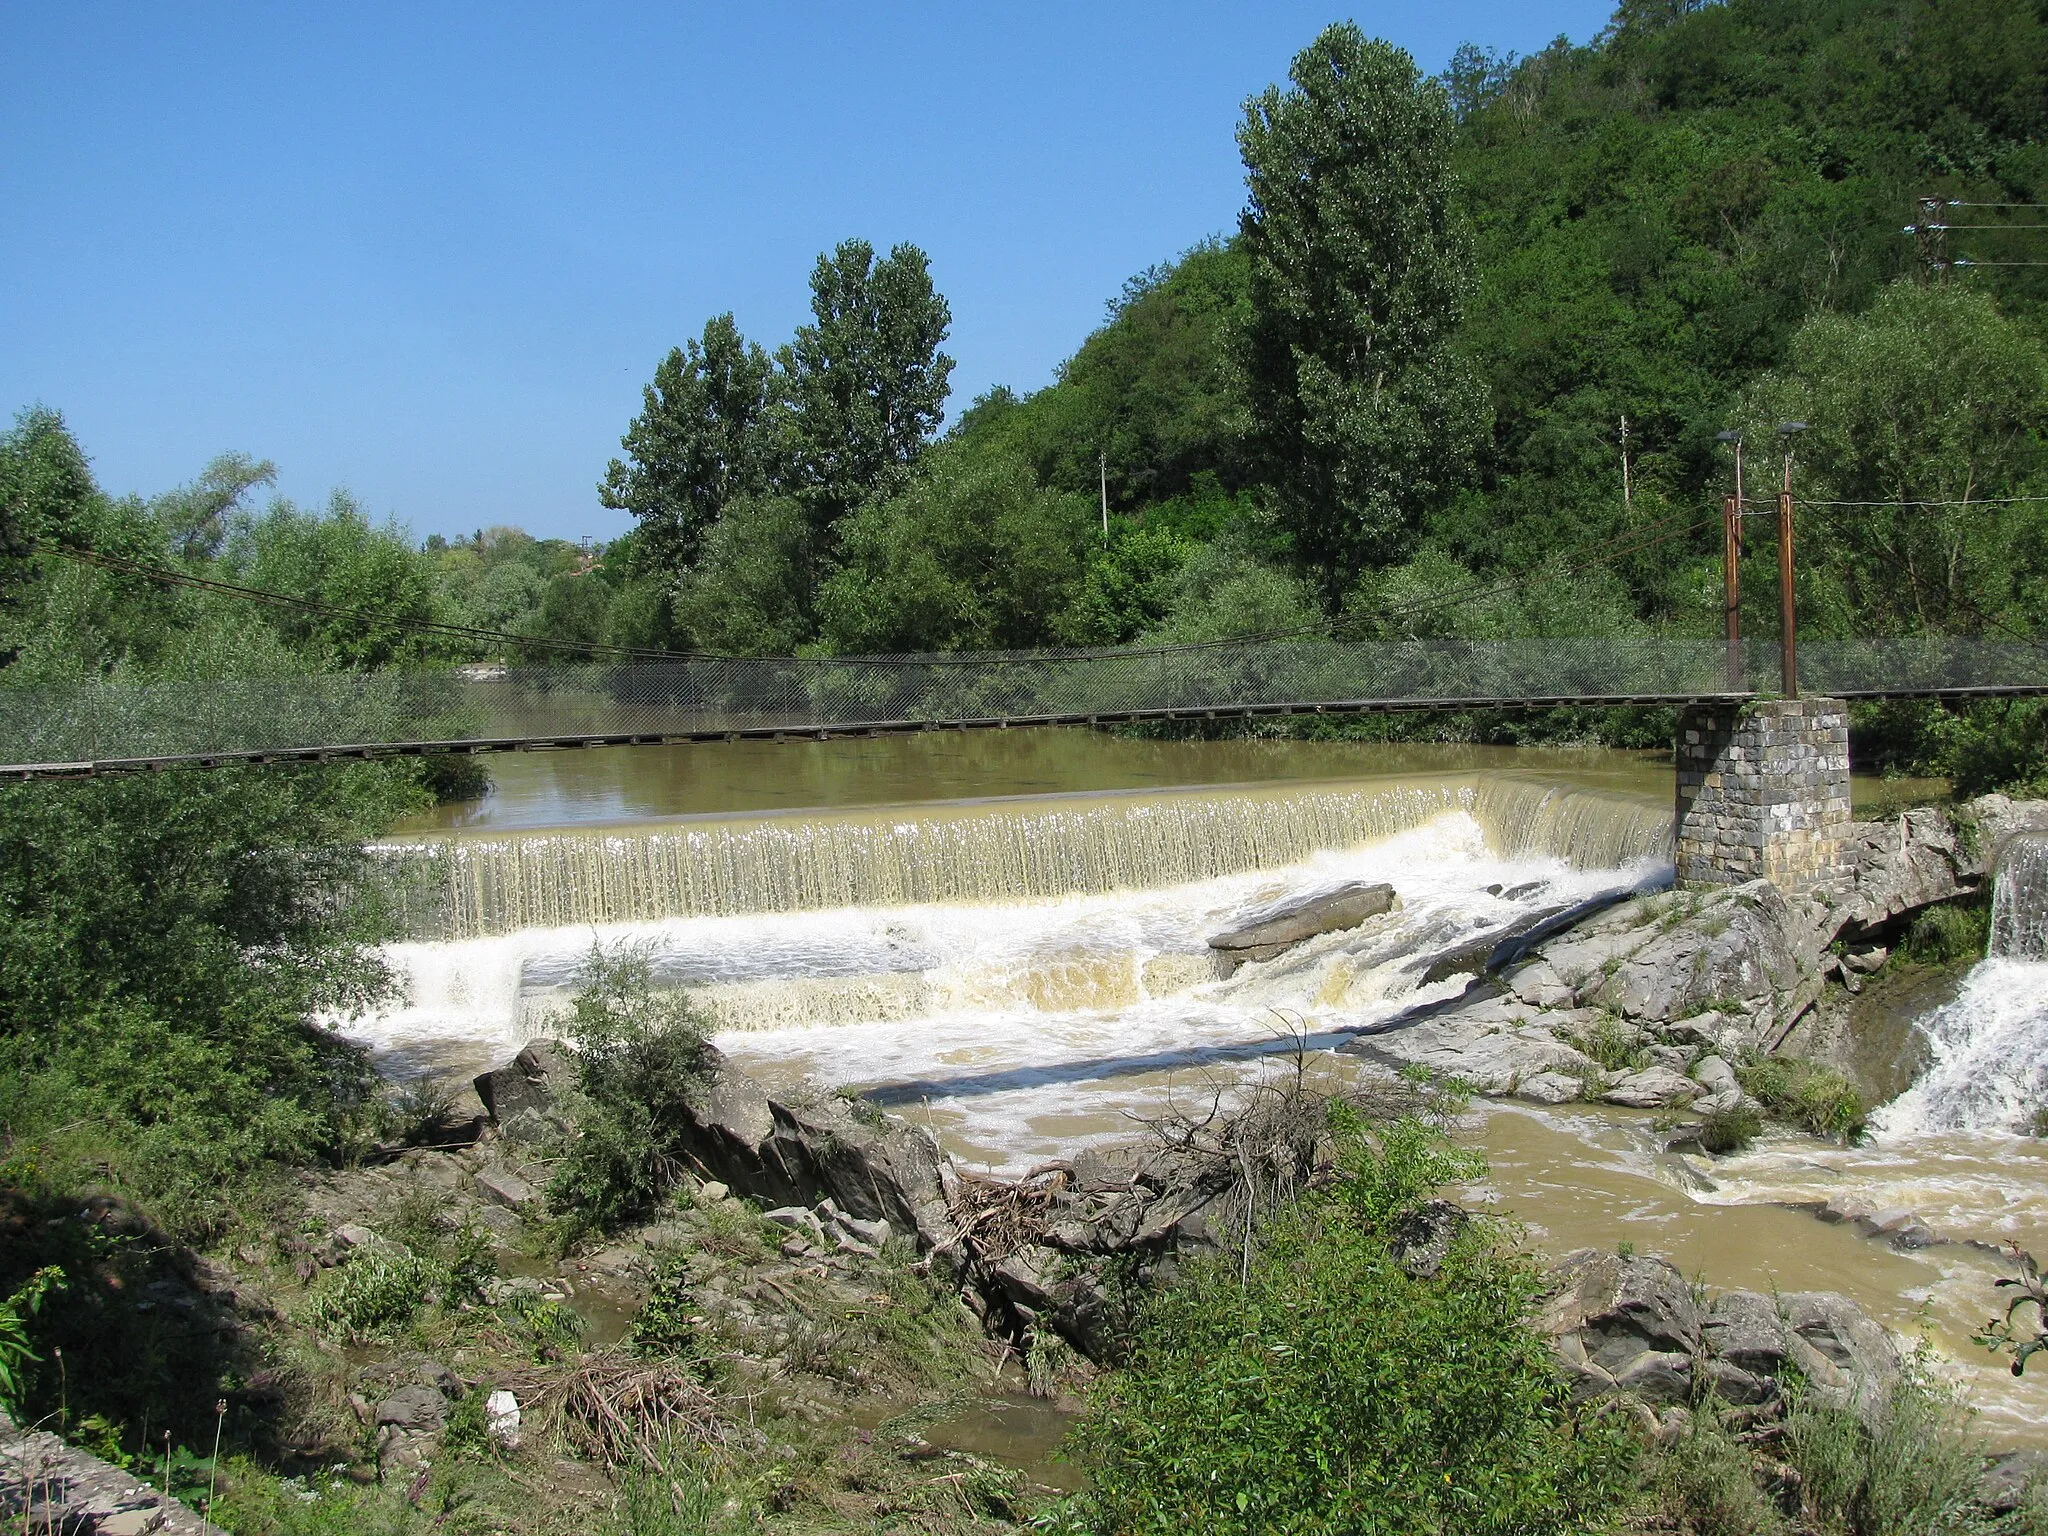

left=349, top=731, right=2048, bottom=1445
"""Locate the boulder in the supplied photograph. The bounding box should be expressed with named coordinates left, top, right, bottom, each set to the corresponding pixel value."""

left=1389, top=1199, right=1468, bottom=1279
left=374, top=1383, right=448, bottom=1432
left=1341, top=999, right=1601, bottom=1098
left=1208, top=881, right=1397, bottom=968
left=661, top=1047, right=959, bottom=1251
left=1601, top=1066, right=1700, bottom=1109
left=1542, top=1250, right=1700, bottom=1405
left=1980, top=1449, right=2048, bottom=1516
left=1699, top=1290, right=1787, bottom=1404
left=473, top=1040, right=570, bottom=1125
left=1777, top=1291, right=1903, bottom=1400
left=474, top=1165, right=537, bottom=1210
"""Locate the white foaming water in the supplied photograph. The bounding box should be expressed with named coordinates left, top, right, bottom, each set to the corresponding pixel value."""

left=1868, top=959, right=2048, bottom=1138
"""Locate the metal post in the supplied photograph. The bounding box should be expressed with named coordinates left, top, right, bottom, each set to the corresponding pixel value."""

left=1777, top=458, right=1798, bottom=699
left=1722, top=493, right=1741, bottom=691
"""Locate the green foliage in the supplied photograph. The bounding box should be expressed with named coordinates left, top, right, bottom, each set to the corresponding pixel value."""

left=304, top=1247, right=445, bottom=1343
left=817, top=445, right=1093, bottom=653
left=1239, top=24, right=1488, bottom=590
left=1062, top=1106, right=1634, bottom=1535
left=0, top=1266, right=65, bottom=1418
left=1901, top=899, right=1990, bottom=967
left=630, top=1262, right=703, bottom=1360
left=548, top=941, right=713, bottom=1230
left=1736, top=1056, right=1866, bottom=1141
left=1740, top=282, right=2048, bottom=641
left=600, top=313, right=782, bottom=571
left=1781, top=1364, right=1990, bottom=1536
left=1568, top=1014, right=1648, bottom=1073
left=1696, top=1102, right=1763, bottom=1156
left=1974, top=1245, right=2047, bottom=1378
left=1650, top=1401, right=1786, bottom=1536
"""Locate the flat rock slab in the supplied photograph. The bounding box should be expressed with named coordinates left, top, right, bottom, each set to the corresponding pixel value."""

left=1208, top=881, right=1397, bottom=955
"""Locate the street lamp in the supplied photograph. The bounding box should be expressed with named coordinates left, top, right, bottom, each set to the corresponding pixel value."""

left=1775, top=423, right=1809, bottom=697
left=1714, top=431, right=1745, bottom=691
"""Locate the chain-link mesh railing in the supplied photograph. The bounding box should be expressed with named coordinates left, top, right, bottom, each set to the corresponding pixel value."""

left=2, top=636, right=2044, bottom=771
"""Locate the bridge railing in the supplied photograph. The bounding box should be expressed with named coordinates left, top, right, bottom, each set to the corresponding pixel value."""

left=1, top=636, right=2043, bottom=769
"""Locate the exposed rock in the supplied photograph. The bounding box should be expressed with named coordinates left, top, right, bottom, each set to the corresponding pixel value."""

left=1980, top=1449, right=2048, bottom=1516
left=1699, top=1290, right=1788, bottom=1404
left=1, top=1405, right=221, bottom=1534
left=1341, top=996, right=1601, bottom=1100
left=1601, top=1066, right=1700, bottom=1109
left=474, top=1164, right=538, bottom=1210
left=375, top=1383, right=449, bottom=1432
left=1208, top=881, right=1397, bottom=970
left=472, top=1039, right=569, bottom=1125
left=1389, top=1199, right=1468, bottom=1279
left=1777, top=1291, right=1903, bottom=1401
left=1541, top=1250, right=1700, bottom=1405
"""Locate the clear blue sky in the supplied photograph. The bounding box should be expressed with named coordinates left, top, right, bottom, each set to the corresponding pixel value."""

left=3, top=3, right=1615, bottom=543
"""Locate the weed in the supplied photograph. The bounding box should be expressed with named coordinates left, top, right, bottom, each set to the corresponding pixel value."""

left=387, top=1076, right=460, bottom=1146
left=1781, top=1362, right=1986, bottom=1534
left=303, top=1248, right=443, bottom=1343
left=1696, top=1103, right=1763, bottom=1154
left=1901, top=900, right=1989, bottom=967
left=1566, top=1014, right=1649, bottom=1073
left=1651, top=1402, right=1786, bottom=1535
left=1737, top=1056, right=1865, bottom=1141
left=632, top=1263, right=705, bottom=1361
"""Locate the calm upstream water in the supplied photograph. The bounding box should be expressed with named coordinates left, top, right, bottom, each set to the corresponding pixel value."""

left=348, top=732, right=2041, bottom=1442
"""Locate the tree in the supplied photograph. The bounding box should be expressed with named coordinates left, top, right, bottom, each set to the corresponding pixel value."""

left=816, top=445, right=1093, bottom=653
left=1741, top=281, right=2048, bottom=638
left=0, top=408, right=97, bottom=665
left=781, top=240, right=953, bottom=539
left=150, top=451, right=276, bottom=563
left=600, top=314, right=782, bottom=573
left=1238, top=25, right=1489, bottom=592
left=668, top=494, right=816, bottom=654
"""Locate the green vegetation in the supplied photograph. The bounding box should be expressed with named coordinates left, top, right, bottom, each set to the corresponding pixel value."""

left=1736, top=1054, right=1867, bottom=1141
left=1902, top=898, right=1992, bottom=967
left=1059, top=1102, right=1636, bottom=1536
left=1695, top=1102, right=1764, bottom=1156
left=547, top=942, right=714, bottom=1232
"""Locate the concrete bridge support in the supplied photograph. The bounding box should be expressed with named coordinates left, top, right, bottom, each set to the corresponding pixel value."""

left=1675, top=697, right=1850, bottom=895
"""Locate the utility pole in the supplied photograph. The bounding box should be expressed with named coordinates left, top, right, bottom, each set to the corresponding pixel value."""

left=1776, top=422, right=1807, bottom=698
left=1619, top=414, right=1632, bottom=518
left=1715, top=431, right=1744, bottom=692
left=1099, top=451, right=1109, bottom=543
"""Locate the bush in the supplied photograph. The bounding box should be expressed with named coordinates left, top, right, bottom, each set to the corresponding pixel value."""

left=1651, top=1403, right=1786, bottom=1536
left=548, top=942, right=714, bottom=1231
left=1737, top=1056, right=1866, bottom=1142
left=1782, top=1364, right=1988, bottom=1536
left=1901, top=901, right=1990, bottom=968
left=303, top=1248, right=444, bottom=1343
left=1696, top=1103, right=1763, bottom=1155
left=1060, top=1105, right=1638, bottom=1535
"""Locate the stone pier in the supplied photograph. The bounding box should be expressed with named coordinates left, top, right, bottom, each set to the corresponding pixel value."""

left=1675, top=698, right=1850, bottom=895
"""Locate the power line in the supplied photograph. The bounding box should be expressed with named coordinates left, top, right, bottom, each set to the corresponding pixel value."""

left=1795, top=494, right=2048, bottom=509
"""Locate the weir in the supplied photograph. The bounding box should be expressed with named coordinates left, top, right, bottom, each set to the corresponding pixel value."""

left=380, top=773, right=1671, bottom=940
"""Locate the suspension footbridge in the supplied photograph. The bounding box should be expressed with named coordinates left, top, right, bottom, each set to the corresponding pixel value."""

left=3, top=635, right=2043, bottom=781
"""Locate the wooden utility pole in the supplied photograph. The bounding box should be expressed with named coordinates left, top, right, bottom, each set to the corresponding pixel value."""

left=1099, top=452, right=1109, bottom=543
left=1777, top=454, right=1798, bottom=698
left=1715, top=431, right=1745, bottom=692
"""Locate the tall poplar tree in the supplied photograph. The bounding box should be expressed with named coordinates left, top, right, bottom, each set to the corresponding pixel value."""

left=599, top=314, right=782, bottom=572
left=1238, top=25, right=1488, bottom=593
left=781, top=239, right=954, bottom=540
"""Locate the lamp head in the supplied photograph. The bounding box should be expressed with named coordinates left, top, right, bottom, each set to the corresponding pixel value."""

left=1714, top=431, right=1742, bottom=445
left=1777, top=421, right=1809, bottom=436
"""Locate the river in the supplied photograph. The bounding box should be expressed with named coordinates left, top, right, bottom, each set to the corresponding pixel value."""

left=348, top=732, right=2045, bottom=1444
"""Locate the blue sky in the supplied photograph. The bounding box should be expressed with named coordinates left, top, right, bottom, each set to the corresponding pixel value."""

left=3, top=4, right=1615, bottom=542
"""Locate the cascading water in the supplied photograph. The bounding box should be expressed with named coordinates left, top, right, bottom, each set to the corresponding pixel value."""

left=378, top=774, right=1670, bottom=940
left=1873, top=834, right=2048, bottom=1137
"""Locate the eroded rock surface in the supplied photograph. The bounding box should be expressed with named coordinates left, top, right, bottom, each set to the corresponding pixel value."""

left=1208, top=880, right=1397, bottom=971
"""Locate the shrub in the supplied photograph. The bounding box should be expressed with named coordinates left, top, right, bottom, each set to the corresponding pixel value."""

left=1901, top=900, right=1989, bottom=967
left=1566, top=1014, right=1648, bottom=1073
left=1651, top=1403, right=1786, bottom=1536
left=1781, top=1364, right=1987, bottom=1535
left=303, top=1248, right=444, bottom=1342
left=549, top=942, right=713, bottom=1230
left=1696, top=1103, right=1763, bottom=1155
left=1737, top=1056, right=1865, bottom=1141
left=1061, top=1106, right=1638, bottom=1535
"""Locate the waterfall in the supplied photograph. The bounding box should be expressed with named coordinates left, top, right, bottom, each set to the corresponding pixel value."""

left=378, top=775, right=1671, bottom=941
left=1871, top=833, right=2048, bottom=1137
left=1990, top=833, right=2048, bottom=959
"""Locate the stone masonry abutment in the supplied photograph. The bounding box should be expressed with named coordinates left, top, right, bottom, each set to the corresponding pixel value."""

left=1675, top=698, right=1850, bottom=895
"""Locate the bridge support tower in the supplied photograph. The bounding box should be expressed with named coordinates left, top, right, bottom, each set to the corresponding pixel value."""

left=1675, top=698, right=1849, bottom=896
